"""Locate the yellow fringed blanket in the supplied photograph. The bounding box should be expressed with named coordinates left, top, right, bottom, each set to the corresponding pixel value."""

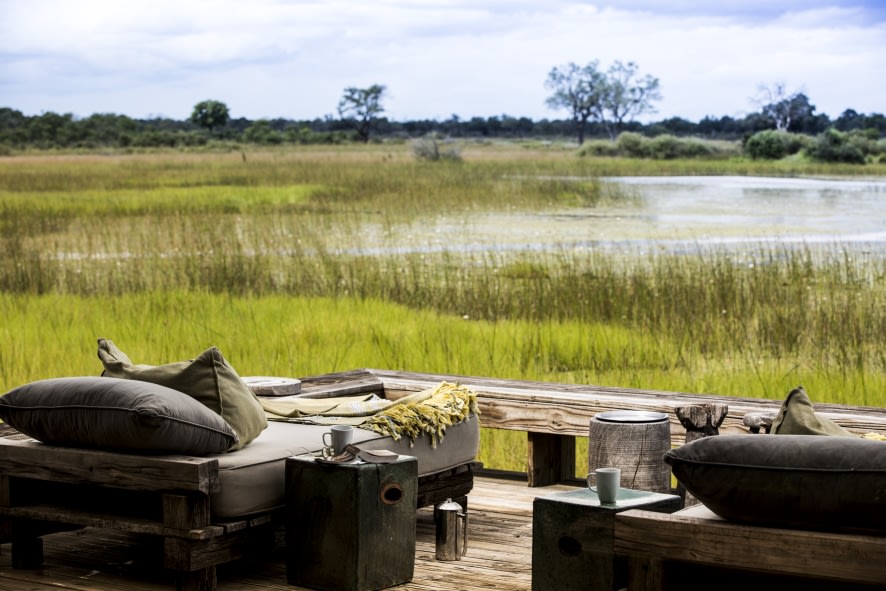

left=260, top=381, right=479, bottom=446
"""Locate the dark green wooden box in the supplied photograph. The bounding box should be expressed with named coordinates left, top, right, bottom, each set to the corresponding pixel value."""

left=286, top=455, right=418, bottom=591
left=532, top=487, right=681, bottom=591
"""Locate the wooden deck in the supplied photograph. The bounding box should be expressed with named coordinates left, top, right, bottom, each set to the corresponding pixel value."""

left=0, top=475, right=576, bottom=591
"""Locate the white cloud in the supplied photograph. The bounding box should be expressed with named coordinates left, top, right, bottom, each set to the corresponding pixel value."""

left=1, top=0, right=883, bottom=121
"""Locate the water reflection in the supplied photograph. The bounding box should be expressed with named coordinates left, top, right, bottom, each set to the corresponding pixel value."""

left=604, top=176, right=886, bottom=243
left=337, top=176, right=886, bottom=258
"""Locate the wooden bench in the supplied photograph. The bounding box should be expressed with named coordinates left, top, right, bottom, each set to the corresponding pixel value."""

left=614, top=504, right=886, bottom=589
left=0, top=426, right=476, bottom=591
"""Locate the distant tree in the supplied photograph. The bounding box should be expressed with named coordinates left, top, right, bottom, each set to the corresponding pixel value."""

left=752, top=83, right=816, bottom=132
left=244, top=119, right=283, bottom=144
left=807, top=128, right=866, bottom=164
left=0, top=107, right=28, bottom=145
left=866, top=113, right=886, bottom=136
left=190, top=100, right=230, bottom=133
left=744, top=130, right=790, bottom=160
left=545, top=61, right=606, bottom=145
left=78, top=113, right=138, bottom=146
left=337, top=84, right=386, bottom=143
left=546, top=60, right=661, bottom=143
left=598, top=61, right=661, bottom=141
left=26, top=111, right=77, bottom=147
left=651, top=117, right=694, bottom=136
left=833, top=110, right=886, bottom=136
left=834, top=109, right=863, bottom=132
left=782, top=93, right=818, bottom=132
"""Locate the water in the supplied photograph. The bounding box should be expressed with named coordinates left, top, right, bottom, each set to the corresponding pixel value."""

left=341, top=176, right=886, bottom=258
left=603, top=176, right=886, bottom=246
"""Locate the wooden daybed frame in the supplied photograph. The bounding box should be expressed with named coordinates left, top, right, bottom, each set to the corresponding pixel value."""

left=614, top=504, right=886, bottom=589
left=0, top=370, right=478, bottom=591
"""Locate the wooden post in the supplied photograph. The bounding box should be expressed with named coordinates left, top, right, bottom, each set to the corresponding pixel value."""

left=1, top=475, right=44, bottom=568
left=743, top=412, right=776, bottom=434
left=527, top=433, right=575, bottom=487
left=0, top=474, right=10, bottom=543
left=162, top=493, right=216, bottom=591
left=626, top=556, right=664, bottom=591
left=675, top=404, right=728, bottom=443
left=674, top=404, right=727, bottom=506
left=175, top=567, right=217, bottom=591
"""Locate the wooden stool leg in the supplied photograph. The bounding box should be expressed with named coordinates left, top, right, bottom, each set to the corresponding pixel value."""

left=626, top=556, right=664, bottom=591
left=175, top=566, right=216, bottom=591
left=11, top=532, right=43, bottom=569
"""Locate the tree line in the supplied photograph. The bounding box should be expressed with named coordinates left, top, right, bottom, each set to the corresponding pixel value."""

left=1, top=59, right=883, bottom=154
left=2, top=105, right=881, bottom=149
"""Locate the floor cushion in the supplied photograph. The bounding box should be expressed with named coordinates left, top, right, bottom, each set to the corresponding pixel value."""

left=665, top=434, right=886, bottom=532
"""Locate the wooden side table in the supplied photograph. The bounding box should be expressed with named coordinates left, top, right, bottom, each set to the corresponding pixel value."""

left=531, top=487, right=682, bottom=591
left=285, top=454, right=418, bottom=591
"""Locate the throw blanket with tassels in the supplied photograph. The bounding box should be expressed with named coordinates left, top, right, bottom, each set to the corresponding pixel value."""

left=260, top=381, right=479, bottom=446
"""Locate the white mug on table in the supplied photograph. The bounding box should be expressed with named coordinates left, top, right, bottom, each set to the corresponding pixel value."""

left=322, top=425, right=353, bottom=456
left=587, top=467, right=620, bottom=504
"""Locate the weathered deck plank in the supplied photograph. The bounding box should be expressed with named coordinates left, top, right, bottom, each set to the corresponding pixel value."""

left=0, top=476, right=568, bottom=591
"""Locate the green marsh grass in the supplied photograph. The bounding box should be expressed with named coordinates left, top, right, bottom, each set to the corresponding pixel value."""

left=2, top=144, right=885, bottom=472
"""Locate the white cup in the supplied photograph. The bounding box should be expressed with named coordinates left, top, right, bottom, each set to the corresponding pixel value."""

left=587, top=467, right=621, bottom=504
left=322, top=425, right=354, bottom=455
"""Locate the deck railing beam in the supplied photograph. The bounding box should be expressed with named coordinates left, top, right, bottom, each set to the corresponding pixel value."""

left=299, top=369, right=886, bottom=487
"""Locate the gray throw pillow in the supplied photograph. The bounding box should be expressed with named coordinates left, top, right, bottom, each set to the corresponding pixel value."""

left=98, top=339, right=267, bottom=450
left=665, top=434, right=886, bottom=531
left=0, top=376, right=237, bottom=455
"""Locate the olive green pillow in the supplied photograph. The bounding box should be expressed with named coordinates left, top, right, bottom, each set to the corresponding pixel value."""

left=98, top=339, right=267, bottom=450
left=771, top=386, right=854, bottom=437
left=0, top=377, right=237, bottom=455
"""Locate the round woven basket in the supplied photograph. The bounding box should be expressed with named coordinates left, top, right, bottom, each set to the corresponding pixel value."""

left=587, top=411, right=671, bottom=493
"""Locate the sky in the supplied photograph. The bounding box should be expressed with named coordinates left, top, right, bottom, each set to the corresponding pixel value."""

left=2, top=0, right=884, bottom=124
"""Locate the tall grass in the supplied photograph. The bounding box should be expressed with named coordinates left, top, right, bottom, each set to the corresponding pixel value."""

left=2, top=145, right=885, bottom=471
left=2, top=291, right=884, bottom=473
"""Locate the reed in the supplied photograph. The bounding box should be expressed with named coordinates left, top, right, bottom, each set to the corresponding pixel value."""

left=2, top=145, right=884, bottom=472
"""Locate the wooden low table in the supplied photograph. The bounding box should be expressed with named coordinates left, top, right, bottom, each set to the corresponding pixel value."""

left=531, top=487, right=681, bottom=591
left=286, top=454, right=419, bottom=591
left=614, top=504, right=886, bottom=590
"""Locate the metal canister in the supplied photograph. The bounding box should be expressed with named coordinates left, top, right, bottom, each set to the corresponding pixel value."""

left=434, top=498, right=468, bottom=561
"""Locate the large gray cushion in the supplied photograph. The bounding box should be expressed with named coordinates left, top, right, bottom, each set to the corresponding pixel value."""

left=98, top=339, right=267, bottom=450
left=0, top=376, right=237, bottom=455
left=210, top=414, right=481, bottom=518
left=665, top=434, right=886, bottom=531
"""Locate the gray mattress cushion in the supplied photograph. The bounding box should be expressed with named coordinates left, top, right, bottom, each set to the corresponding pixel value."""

left=210, top=414, right=479, bottom=518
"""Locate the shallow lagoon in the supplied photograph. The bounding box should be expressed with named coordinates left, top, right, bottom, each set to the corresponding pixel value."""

left=352, top=176, right=886, bottom=258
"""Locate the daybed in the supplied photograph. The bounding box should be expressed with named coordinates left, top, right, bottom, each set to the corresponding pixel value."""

left=0, top=364, right=480, bottom=591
